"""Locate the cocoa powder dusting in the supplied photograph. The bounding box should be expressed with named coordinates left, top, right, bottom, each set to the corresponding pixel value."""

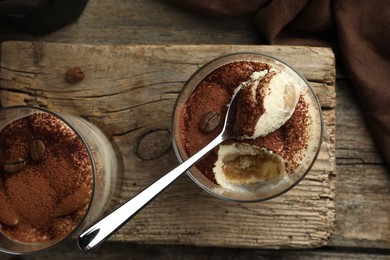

left=179, top=61, right=312, bottom=183
left=181, top=81, right=230, bottom=156
left=233, top=82, right=260, bottom=137
left=234, top=71, right=275, bottom=137
left=0, top=113, right=93, bottom=243
left=279, top=96, right=311, bottom=173
left=205, top=61, right=269, bottom=91
left=248, top=95, right=311, bottom=173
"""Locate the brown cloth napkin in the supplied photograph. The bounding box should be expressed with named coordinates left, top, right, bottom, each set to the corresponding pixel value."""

left=172, top=0, right=390, bottom=169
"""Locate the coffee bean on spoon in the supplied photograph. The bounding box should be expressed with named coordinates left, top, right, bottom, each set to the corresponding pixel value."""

left=30, top=139, right=45, bottom=161
left=200, top=111, right=221, bottom=133
left=2, top=158, right=26, bottom=173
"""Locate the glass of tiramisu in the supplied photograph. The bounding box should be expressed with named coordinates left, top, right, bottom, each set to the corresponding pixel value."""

left=172, top=53, right=323, bottom=202
left=0, top=106, right=119, bottom=254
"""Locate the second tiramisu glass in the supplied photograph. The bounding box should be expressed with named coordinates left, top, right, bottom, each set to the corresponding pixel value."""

left=0, top=106, right=119, bottom=254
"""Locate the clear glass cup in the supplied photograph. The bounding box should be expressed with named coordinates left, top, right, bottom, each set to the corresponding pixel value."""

left=172, top=53, right=323, bottom=202
left=0, top=106, right=119, bottom=254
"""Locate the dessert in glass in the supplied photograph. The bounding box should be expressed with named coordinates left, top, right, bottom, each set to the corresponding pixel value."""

left=0, top=106, right=118, bottom=254
left=172, top=53, right=323, bottom=202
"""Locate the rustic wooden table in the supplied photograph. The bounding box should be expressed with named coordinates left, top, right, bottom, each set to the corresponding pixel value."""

left=0, top=0, right=389, bottom=259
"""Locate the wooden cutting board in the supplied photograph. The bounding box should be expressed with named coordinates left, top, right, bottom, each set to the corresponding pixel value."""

left=0, top=41, right=335, bottom=249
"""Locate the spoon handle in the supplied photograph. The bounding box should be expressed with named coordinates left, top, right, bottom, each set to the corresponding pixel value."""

left=77, top=134, right=224, bottom=252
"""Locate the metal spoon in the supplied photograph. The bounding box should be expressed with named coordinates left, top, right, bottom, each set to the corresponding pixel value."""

left=77, top=87, right=242, bottom=252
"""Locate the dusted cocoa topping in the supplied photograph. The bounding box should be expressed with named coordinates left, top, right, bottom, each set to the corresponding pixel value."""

left=234, top=70, right=279, bottom=138
left=179, top=61, right=311, bottom=184
left=234, top=72, right=272, bottom=137
left=206, top=61, right=269, bottom=90
left=0, top=188, right=19, bottom=226
left=181, top=81, right=230, bottom=158
left=246, top=95, right=311, bottom=173
left=0, top=112, right=93, bottom=243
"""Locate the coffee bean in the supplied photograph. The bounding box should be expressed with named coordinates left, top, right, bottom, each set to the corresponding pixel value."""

left=65, top=67, right=85, bottom=83
left=200, top=111, right=221, bottom=133
left=3, top=158, right=26, bottom=173
left=30, top=139, right=45, bottom=161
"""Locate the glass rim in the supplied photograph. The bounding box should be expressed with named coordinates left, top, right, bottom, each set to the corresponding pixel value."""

left=171, top=52, right=324, bottom=203
left=0, top=105, right=96, bottom=255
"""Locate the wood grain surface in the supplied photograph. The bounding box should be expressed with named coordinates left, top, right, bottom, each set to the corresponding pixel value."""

left=0, top=41, right=335, bottom=249
left=1, top=1, right=390, bottom=258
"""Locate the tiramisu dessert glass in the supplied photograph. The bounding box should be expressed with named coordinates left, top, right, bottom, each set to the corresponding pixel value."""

left=172, top=53, right=323, bottom=202
left=0, top=106, right=118, bottom=254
